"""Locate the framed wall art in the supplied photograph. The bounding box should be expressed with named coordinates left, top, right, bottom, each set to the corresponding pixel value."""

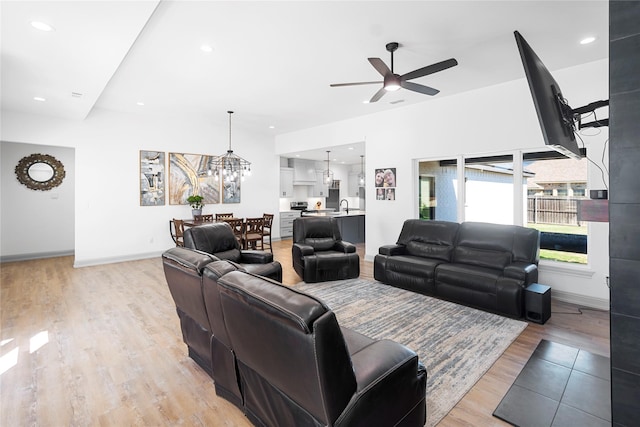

left=169, top=152, right=220, bottom=205
left=139, top=150, right=165, bottom=206
left=375, top=167, right=396, bottom=201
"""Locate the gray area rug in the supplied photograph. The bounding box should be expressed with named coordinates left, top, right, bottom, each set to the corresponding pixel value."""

left=296, top=278, right=528, bottom=427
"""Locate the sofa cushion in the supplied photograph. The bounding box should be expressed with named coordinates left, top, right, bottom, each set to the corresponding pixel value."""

left=435, top=263, right=502, bottom=294
left=305, top=237, right=336, bottom=251
left=453, top=246, right=512, bottom=270
left=397, top=220, right=459, bottom=262
left=387, top=255, right=443, bottom=279
left=406, top=240, right=453, bottom=261
left=212, top=248, right=242, bottom=263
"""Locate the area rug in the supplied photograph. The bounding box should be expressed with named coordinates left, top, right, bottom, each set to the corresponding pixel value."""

left=296, top=278, right=528, bottom=427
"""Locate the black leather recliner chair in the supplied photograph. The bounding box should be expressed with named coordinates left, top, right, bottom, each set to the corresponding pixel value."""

left=215, top=270, right=427, bottom=426
left=292, top=216, right=359, bottom=283
left=183, top=222, right=282, bottom=282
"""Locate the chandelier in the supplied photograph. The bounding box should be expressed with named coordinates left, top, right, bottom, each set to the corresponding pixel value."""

left=209, top=111, right=251, bottom=182
left=358, top=155, right=365, bottom=186
left=323, top=150, right=334, bottom=186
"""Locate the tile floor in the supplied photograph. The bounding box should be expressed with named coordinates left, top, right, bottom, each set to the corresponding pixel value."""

left=493, top=340, right=611, bottom=427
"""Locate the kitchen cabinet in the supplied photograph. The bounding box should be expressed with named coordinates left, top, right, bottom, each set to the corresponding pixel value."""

left=312, top=170, right=328, bottom=197
left=348, top=172, right=363, bottom=197
left=280, top=167, right=294, bottom=198
left=280, top=211, right=300, bottom=238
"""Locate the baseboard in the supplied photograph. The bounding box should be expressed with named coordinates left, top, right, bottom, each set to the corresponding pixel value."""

left=551, top=289, right=609, bottom=311
left=73, top=251, right=164, bottom=268
left=1, top=250, right=75, bottom=263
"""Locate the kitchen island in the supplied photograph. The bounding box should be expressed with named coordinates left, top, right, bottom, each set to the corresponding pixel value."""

left=301, top=210, right=365, bottom=243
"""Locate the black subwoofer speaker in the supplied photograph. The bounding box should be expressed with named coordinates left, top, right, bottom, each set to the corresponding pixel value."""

left=525, top=283, right=551, bottom=324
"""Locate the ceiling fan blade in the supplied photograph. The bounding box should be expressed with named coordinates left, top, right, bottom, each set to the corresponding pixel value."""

left=369, top=87, right=387, bottom=103
left=401, top=81, right=440, bottom=96
left=368, top=57, right=392, bottom=77
left=400, top=58, right=458, bottom=82
left=330, top=81, right=382, bottom=87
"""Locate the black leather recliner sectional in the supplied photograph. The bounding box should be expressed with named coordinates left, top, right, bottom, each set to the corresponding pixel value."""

left=374, top=220, right=540, bottom=318
left=163, top=247, right=427, bottom=426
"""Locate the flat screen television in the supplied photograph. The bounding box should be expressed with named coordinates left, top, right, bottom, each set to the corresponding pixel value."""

left=514, top=30, right=584, bottom=159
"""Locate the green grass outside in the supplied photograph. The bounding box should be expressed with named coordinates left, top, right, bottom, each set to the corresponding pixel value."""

left=527, top=223, right=588, bottom=264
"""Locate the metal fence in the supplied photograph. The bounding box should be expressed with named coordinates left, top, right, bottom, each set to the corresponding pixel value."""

left=527, top=196, right=584, bottom=225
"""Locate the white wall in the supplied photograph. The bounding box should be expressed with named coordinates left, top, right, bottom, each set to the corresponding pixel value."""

left=275, top=59, right=610, bottom=307
left=1, top=141, right=75, bottom=259
left=1, top=109, right=280, bottom=267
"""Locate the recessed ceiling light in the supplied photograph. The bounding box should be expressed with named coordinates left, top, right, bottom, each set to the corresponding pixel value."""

left=200, top=44, right=213, bottom=53
left=33, top=97, right=46, bottom=102
left=362, top=100, right=370, bottom=104
left=580, top=36, right=596, bottom=45
left=31, top=21, right=55, bottom=32
left=269, top=125, right=275, bottom=129
left=136, top=101, right=145, bottom=106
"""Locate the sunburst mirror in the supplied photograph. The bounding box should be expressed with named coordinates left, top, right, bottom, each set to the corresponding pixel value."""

left=15, top=153, right=66, bottom=191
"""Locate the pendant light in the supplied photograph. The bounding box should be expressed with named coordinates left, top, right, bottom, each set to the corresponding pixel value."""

left=358, top=155, right=365, bottom=185
left=209, top=111, right=251, bottom=182
left=323, top=150, right=334, bottom=186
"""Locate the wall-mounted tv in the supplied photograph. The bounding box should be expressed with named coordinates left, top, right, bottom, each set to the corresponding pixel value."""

left=514, top=30, right=608, bottom=160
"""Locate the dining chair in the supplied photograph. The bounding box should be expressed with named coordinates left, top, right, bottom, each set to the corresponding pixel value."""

left=170, top=219, right=185, bottom=247
left=215, top=213, right=234, bottom=220
left=223, top=217, right=245, bottom=249
left=244, top=217, right=265, bottom=251
left=194, top=214, right=214, bottom=222
left=262, top=213, right=274, bottom=253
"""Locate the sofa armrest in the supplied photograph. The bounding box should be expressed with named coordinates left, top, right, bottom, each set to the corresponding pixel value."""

left=378, top=244, right=406, bottom=256
left=334, top=240, right=356, bottom=253
left=239, top=250, right=274, bottom=264
left=293, top=243, right=315, bottom=256
left=504, top=262, right=538, bottom=285
left=337, top=339, right=426, bottom=426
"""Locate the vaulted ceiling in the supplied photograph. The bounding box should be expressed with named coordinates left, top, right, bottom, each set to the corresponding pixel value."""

left=1, top=1, right=608, bottom=163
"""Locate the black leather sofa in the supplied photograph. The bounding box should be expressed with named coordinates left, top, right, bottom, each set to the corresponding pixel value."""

left=374, top=220, right=540, bottom=318
left=183, top=222, right=282, bottom=282
left=292, top=216, right=360, bottom=283
left=216, top=269, right=427, bottom=426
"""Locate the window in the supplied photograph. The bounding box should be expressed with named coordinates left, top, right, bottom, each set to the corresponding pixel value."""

left=418, top=160, right=458, bottom=221
left=524, top=151, right=588, bottom=264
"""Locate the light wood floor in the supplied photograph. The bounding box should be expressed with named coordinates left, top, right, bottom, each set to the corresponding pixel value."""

left=1, top=239, right=609, bottom=426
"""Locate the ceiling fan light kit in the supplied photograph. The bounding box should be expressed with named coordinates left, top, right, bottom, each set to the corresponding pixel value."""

left=331, top=41, right=458, bottom=103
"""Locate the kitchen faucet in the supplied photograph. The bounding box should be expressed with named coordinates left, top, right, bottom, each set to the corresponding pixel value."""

left=340, top=199, right=349, bottom=214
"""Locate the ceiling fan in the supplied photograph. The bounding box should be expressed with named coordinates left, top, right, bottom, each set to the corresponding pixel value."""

left=330, top=42, right=458, bottom=103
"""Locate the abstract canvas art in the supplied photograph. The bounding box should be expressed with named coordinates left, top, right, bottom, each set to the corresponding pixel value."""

left=169, top=152, right=220, bottom=205
left=139, top=150, right=165, bottom=206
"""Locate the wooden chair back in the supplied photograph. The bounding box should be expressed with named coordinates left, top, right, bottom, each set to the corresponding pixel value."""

left=170, top=219, right=185, bottom=247
left=194, top=214, right=214, bottom=222
left=216, top=213, right=234, bottom=220
left=244, top=217, right=265, bottom=251
left=223, top=218, right=245, bottom=249
left=262, top=213, right=274, bottom=253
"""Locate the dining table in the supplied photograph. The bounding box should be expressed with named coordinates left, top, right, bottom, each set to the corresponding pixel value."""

left=174, top=217, right=252, bottom=249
